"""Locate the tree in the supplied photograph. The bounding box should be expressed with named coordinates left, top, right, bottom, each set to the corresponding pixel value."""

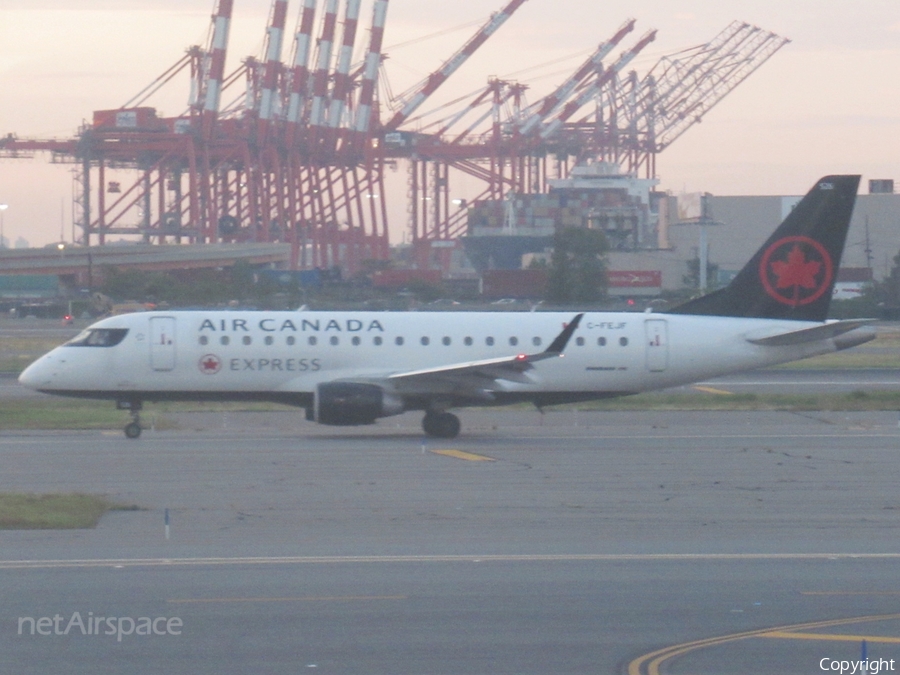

left=682, top=256, right=720, bottom=291
left=546, top=227, right=609, bottom=303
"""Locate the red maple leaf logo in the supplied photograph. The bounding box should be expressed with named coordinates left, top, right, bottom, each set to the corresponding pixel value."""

left=198, top=354, right=221, bottom=374
left=759, top=236, right=833, bottom=307
left=770, top=244, right=822, bottom=290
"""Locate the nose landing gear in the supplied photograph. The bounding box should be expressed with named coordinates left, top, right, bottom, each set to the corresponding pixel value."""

left=422, top=411, right=461, bottom=439
left=117, top=399, right=143, bottom=439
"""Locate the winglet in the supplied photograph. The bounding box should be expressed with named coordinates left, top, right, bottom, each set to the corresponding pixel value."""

left=545, top=313, right=584, bottom=354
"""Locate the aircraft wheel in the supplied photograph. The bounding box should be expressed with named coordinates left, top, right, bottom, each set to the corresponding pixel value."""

left=124, top=422, right=142, bottom=439
left=422, top=412, right=461, bottom=439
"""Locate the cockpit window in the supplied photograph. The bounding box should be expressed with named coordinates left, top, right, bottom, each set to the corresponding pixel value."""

left=65, top=328, right=129, bottom=347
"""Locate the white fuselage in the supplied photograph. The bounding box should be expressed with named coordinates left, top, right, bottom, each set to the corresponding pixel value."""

left=18, top=310, right=846, bottom=403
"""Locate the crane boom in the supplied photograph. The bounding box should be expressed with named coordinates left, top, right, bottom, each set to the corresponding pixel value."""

left=384, top=0, right=529, bottom=131
left=518, top=19, right=635, bottom=136
left=540, top=29, right=657, bottom=140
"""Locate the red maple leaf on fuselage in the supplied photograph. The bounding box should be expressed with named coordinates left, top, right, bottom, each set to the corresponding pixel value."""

left=770, top=244, right=821, bottom=290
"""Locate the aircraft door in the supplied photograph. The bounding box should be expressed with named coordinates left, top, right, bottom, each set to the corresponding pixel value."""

left=150, top=317, right=176, bottom=371
left=644, top=319, right=668, bottom=372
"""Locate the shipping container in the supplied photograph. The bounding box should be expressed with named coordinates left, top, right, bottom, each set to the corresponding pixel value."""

left=93, top=107, right=164, bottom=131
left=481, top=270, right=548, bottom=299
left=0, top=275, right=60, bottom=299
left=371, top=269, right=442, bottom=289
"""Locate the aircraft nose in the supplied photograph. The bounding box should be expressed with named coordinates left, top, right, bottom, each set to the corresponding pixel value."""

left=18, top=357, right=53, bottom=390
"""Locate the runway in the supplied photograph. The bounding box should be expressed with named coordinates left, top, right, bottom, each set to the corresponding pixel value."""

left=2, top=410, right=900, bottom=673
left=692, top=368, right=900, bottom=394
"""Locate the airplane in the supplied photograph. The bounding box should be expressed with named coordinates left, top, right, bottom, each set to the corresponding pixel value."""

left=19, top=175, right=874, bottom=440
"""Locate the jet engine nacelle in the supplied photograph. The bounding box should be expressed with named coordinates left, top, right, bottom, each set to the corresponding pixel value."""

left=313, top=382, right=404, bottom=426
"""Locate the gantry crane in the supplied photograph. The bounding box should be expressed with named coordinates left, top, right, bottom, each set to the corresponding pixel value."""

left=0, top=1, right=788, bottom=277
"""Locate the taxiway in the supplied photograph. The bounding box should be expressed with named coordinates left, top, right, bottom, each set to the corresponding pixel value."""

left=1, top=410, right=900, bottom=672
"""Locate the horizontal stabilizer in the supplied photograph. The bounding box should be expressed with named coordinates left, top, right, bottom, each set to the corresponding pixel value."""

left=746, top=319, right=875, bottom=347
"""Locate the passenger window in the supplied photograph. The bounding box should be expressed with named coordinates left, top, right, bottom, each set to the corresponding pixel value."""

left=598, top=337, right=607, bottom=347
left=421, top=337, right=430, bottom=346
left=373, top=336, right=383, bottom=346
left=509, top=337, right=518, bottom=346
left=308, top=336, right=317, bottom=346
left=286, top=336, right=296, bottom=346
left=619, top=337, right=629, bottom=347
left=330, top=336, right=339, bottom=346
left=486, top=337, right=494, bottom=346
left=220, top=336, right=230, bottom=346
left=242, top=336, right=252, bottom=345
left=532, top=337, right=542, bottom=347
left=199, top=335, right=209, bottom=346
left=264, top=336, right=274, bottom=346
left=442, top=337, right=451, bottom=346
left=395, top=336, right=404, bottom=346
left=576, top=337, right=585, bottom=346
left=464, top=337, right=473, bottom=346
left=352, top=336, right=361, bottom=346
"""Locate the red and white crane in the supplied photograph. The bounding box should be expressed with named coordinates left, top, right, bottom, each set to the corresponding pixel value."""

left=199, top=0, right=235, bottom=138
left=1, top=0, right=790, bottom=276
left=284, top=0, right=319, bottom=146
left=350, top=0, right=389, bottom=152
left=327, top=0, right=364, bottom=147
left=539, top=28, right=657, bottom=140
left=384, top=0, right=529, bottom=131
left=308, top=0, right=340, bottom=137
left=257, top=0, right=290, bottom=135
left=518, top=18, right=636, bottom=136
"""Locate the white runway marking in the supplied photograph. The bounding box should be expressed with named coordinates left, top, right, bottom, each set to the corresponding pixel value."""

left=700, top=380, right=900, bottom=386
left=1, top=553, right=900, bottom=570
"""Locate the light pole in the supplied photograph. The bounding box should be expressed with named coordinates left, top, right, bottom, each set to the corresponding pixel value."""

left=0, top=204, right=8, bottom=249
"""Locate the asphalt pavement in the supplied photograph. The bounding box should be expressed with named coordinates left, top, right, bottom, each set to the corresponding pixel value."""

left=1, top=410, right=900, bottom=673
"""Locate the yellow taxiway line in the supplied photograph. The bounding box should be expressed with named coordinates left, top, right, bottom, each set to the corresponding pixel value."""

left=168, top=595, right=406, bottom=604
left=628, top=613, right=900, bottom=675
left=429, top=449, right=496, bottom=461
left=692, top=385, right=734, bottom=395
left=760, top=630, right=900, bottom=643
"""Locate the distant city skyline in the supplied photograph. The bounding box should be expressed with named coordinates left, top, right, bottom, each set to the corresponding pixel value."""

left=0, top=0, right=897, bottom=247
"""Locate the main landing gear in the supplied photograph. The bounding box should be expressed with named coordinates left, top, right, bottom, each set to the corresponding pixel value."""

left=117, top=400, right=143, bottom=439
left=422, top=411, right=461, bottom=439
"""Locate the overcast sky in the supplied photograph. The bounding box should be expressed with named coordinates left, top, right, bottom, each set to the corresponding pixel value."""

left=0, top=0, right=898, bottom=246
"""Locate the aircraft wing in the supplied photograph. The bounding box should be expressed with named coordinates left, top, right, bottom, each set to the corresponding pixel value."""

left=385, top=313, right=584, bottom=392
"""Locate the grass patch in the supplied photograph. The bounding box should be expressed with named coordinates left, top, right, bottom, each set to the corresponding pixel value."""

left=0, top=337, right=68, bottom=374
left=152, top=401, right=298, bottom=413
left=0, top=400, right=131, bottom=430
left=770, top=351, right=900, bottom=370
left=4, top=391, right=900, bottom=431
left=575, top=390, right=900, bottom=412
left=0, top=493, right=141, bottom=529
left=0, top=399, right=298, bottom=431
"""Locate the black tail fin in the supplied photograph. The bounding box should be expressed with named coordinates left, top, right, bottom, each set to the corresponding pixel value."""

left=667, top=175, right=860, bottom=321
